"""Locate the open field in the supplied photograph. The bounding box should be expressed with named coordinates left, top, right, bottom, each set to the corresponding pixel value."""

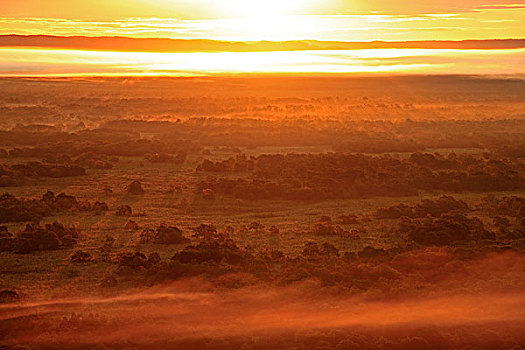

left=1, top=76, right=525, bottom=349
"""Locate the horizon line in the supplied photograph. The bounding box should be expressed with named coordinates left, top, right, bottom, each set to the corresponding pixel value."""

left=1, top=35, right=524, bottom=53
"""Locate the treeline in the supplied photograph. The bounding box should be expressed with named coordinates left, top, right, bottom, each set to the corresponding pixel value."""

left=196, top=152, right=524, bottom=200
left=1, top=138, right=199, bottom=158
left=0, top=162, right=86, bottom=187
left=0, top=127, right=137, bottom=147
left=2, top=117, right=525, bottom=153
left=103, top=118, right=525, bottom=150
left=0, top=191, right=107, bottom=224
left=85, top=216, right=525, bottom=301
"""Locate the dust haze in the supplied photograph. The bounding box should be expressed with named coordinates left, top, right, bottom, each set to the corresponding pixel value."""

left=2, top=275, right=525, bottom=349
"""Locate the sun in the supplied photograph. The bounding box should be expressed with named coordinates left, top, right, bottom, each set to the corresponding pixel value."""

left=216, top=0, right=316, bottom=18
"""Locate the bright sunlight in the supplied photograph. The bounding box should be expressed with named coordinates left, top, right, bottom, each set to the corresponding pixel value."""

left=215, top=0, right=319, bottom=18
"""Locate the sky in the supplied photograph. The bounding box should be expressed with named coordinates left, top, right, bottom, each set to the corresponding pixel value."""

left=0, top=0, right=524, bottom=75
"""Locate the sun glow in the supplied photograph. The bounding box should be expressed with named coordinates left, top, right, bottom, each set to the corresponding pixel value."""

left=1, top=47, right=524, bottom=76
left=0, top=0, right=523, bottom=76
left=215, top=0, right=318, bottom=18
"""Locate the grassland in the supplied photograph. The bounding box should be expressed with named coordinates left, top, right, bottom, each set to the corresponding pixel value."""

left=1, top=76, right=525, bottom=349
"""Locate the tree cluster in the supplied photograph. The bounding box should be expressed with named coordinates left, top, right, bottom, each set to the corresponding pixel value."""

left=197, top=152, right=524, bottom=200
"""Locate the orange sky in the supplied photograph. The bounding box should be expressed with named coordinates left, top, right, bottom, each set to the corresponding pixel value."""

left=1, top=0, right=524, bottom=19
left=0, top=0, right=523, bottom=76
left=0, top=0, right=524, bottom=41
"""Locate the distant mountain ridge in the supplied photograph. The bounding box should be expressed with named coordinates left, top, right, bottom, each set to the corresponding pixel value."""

left=1, top=35, right=524, bottom=52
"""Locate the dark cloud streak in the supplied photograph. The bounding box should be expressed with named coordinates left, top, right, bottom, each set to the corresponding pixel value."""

left=1, top=35, right=524, bottom=53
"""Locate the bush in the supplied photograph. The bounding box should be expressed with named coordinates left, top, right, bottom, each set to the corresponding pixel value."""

left=13, top=222, right=79, bottom=253
left=376, top=195, right=468, bottom=219
left=172, top=239, right=247, bottom=265
left=398, top=214, right=495, bottom=246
